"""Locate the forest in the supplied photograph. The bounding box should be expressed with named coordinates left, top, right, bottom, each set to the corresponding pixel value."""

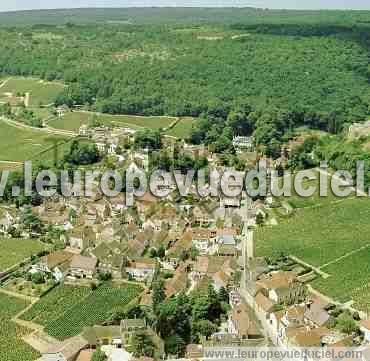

left=0, top=9, right=370, bottom=152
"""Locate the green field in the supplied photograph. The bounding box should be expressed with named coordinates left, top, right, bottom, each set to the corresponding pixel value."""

left=256, top=197, right=370, bottom=267
left=165, top=117, right=196, bottom=139
left=311, top=248, right=370, bottom=308
left=48, top=111, right=176, bottom=132
left=0, top=121, right=68, bottom=162
left=0, top=77, right=64, bottom=106
left=22, top=283, right=143, bottom=340
left=0, top=293, right=39, bottom=361
left=256, top=195, right=370, bottom=311
left=272, top=170, right=356, bottom=213
left=0, top=238, right=46, bottom=272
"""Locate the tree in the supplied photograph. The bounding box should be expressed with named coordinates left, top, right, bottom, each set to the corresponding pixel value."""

left=218, top=287, right=229, bottom=304
left=134, top=129, right=162, bottom=150
left=156, top=293, right=191, bottom=342
left=337, top=313, right=358, bottom=334
left=64, top=140, right=100, bottom=166
left=131, top=332, right=156, bottom=358
left=92, top=349, right=107, bottom=361
left=152, top=279, right=166, bottom=313
left=190, top=246, right=200, bottom=261
left=157, top=245, right=166, bottom=259
left=149, top=247, right=158, bottom=258
left=227, top=106, right=254, bottom=136
left=97, top=272, right=112, bottom=282
left=21, top=206, right=43, bottom=234
left=256, top=212, right=265, bottom=226
left=192, top=319, right=218, bottom=339
left=164, top=334, right=186, bottom=356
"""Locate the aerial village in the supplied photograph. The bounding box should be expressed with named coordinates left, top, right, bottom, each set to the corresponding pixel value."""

left=1, top=120, right=370, bottom=361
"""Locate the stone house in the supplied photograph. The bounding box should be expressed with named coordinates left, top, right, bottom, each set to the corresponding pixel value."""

left=227, top=303, right=261, bottom=340
left=120, top=319, right=147, bottom=346
left=32, top=250, right=74, bottom=282
left=256, top=271, right=306, bottom=305
left=83, top=326, right=122, bottom=349
left=91, top=242, right=126, bottom=278
left=191, top=228, right=215, bottom=255
left=69, top=255, right=97, bottom=279
left=125, top=258, right=156, bottom=282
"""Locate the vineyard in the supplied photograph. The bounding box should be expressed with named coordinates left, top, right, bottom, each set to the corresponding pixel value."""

left=272, top=169, right=354, bottom=211
left=312, top=247, right=370, bottom=309
left=21, top=284, right=91, bottom=325
left=22, top=283, right=143, bottom=340
left=257, top=195, right=370, bottom=312
left=0, top=293, right=39, bottom=361
left=165, top=117, right=196, bottom=139
left=48, top=111, right=175, bottom=132
left=0, top=77, right=64, bottom=107
left=0, top=238, right=46, bottom=272
left=256, top=197, right=370, bottom=267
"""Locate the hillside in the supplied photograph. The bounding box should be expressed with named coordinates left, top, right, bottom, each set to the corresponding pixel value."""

left=0, top=10, right=369, bottom=150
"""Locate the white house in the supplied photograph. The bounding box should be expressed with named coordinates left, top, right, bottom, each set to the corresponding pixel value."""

left=0, top=211, right=14, bottom=234
left=125, top=258, right=156, bottom=282
left=192, top=229, right=213, bottom=255
left=31, top=251, right=74, bottom=282
left=96, top=142, right=106, bottom=153
left=232, top=136, right=254, bottom=150
left=79, top=124, right=91, bottom=137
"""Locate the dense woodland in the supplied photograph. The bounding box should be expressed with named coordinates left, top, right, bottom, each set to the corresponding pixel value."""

left=0, top=9, right=370, bottom=153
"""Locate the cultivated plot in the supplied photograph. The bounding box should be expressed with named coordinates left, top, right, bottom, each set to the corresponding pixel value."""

left=165, top=117, right=196, bottom=139
left=0, top=121, right=67, bottom=162
left=48, top=111, right=176, bottom=132
left=22, top=283, right=143, bottom=340
left=0, top=238, right=46, bottom=272
left=256, top=195, right=370, bottom=311
left=0, top=77, right=64, bottom=107
left=0, top=293, right=39, bottom=361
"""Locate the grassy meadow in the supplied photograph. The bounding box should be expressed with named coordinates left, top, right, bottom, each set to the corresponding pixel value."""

left=0, top=77, right=64, bottom=106
left=165, top=117, right=196, bottom=139
left=0, top=238, right=46, bottom=272
left=48, top=111, right=176, bottom=132
left=0, top=121, right=68, bottom=162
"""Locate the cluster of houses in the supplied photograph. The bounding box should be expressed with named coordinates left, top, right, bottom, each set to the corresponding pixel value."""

left=5, top=123, right=370, bottom=361
left=78, top=124, right=136, bottom=157
left=241, top=252, right=370, bottom=352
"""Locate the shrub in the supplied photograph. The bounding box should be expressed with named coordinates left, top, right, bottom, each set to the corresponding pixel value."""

left=31, top=272, right=45, bottom=285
